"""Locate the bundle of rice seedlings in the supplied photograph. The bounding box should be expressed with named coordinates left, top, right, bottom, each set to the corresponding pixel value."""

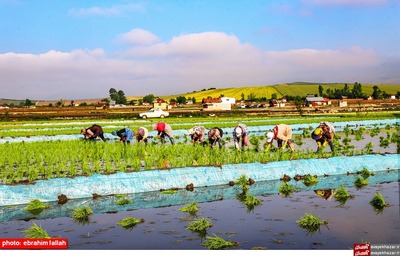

left=24, top=199, right=50, bottom=215
left=296, top=213, right=328, bottom=235
left=354, top=176, right=369, bottom=188
left=186, top=218, right=213, bottom=233
left=202, top=234, right=238, bottom=250
left=116, top=196, right=132, bottom=205
left=22, top=222, right=50, bottom=238
left=179, top=202, right=199, bottom=215
left=72, top=206, right=93, bottom=223
left=243, top=194, right=262, bottom=208
left=117, top=217, right=144, bottom=230
left=334, top=185, right=353, bottom=205
left=369, top=192, right=389, bottom=210
left=278, top=182, right=297, bottom=197
left=303, top=175, right=319, bottom=186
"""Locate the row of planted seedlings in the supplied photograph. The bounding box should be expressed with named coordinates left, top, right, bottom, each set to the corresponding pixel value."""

left=1, top=124, right=399, bottom=185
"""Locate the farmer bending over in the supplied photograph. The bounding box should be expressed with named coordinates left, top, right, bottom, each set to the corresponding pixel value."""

left=135, top=127, right=149, bottom=144
left=152, top=122, right=174, bottom=144
left=111, top=128, right=134, bottom=144
left=312, top=122, right=335, bottom=152
left=188, top=125, right=207, bottom=145
left=81, top=124, right=106, bottom=142
left=265, top=124, right=295, bottom=152
left=208, top=127, right=224, bottom=149
left=233, top=123, right=249, bottom=150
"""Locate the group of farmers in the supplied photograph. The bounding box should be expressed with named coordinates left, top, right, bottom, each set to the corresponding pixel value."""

left=80, top=121, right=336, bottom=152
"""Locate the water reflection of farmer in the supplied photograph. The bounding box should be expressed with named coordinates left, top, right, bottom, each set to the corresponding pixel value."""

left=111, top=128, right=134, bottom=144
left=81, top=124, right=106, bottom=142
left=312, top=122, right=335, bottom=152
left=314, top=189, right=336, bottom=201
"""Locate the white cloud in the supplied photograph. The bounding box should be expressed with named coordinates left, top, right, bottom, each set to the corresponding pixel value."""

left=0, top=31, right=397, bottom=100
left=303, top=0, right=389, bottom=7
left=68, top=3, right=144, bottom=16
left=117, top=29, right=161, bottom=46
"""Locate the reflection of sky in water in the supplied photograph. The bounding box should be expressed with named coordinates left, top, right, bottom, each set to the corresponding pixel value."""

left=1, top=119, right=398, bottom=144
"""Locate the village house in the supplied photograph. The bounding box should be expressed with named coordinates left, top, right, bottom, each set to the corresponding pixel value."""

left=305, top=95, right=329, bottom=107
left=202, top=97, right=235, bottom=111
left=153, top=98, right=172, bottom=110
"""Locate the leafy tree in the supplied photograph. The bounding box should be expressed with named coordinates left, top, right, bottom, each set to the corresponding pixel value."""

left=176, top=96, right=186, bottom=104
left=142, top=94, right=155, bottom=104
left=372, top=85, right=383, bottom=99
left=117, top=90, right=127, bottom=104
left=247, top=93, right=257, bottom=101
left=109, top=88, right=117, bottom=101
left=192, top=97, right=197, bottom=104
left=271, top=93, right=277, bottom=100
left=318, top=85, right=324, bottom=97
left=241, top=93, right=245, bottom=101
left=342, top=83, right=351, bottom=96
left=25, top=99, right=33, bottom=107
left=351, top=82, right=364, bottom=99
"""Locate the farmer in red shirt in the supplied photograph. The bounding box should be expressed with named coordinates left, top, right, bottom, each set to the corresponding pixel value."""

left=152, top=122, right=174, bottom=144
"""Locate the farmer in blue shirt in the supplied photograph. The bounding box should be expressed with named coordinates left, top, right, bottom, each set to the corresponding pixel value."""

left=111, top=128, right=134, bottom=144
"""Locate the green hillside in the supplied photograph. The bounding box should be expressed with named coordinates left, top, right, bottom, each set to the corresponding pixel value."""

left=163, top=82, right=400, bottom=102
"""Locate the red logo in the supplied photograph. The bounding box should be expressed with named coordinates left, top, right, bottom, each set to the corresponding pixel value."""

left=354, top=243, right=370, bottom=256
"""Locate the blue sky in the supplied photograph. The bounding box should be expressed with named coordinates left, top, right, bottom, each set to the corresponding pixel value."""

left=0, top=0, right=399, bottom=100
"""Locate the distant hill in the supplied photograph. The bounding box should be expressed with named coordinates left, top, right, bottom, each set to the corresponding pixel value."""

left=3, top=82, right=399, bottom=105
left=157, top=82, right=400, bottom=102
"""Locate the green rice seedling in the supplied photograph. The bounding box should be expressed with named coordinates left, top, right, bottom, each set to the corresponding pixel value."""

left=362, top=142, right=374, bottom=154
left=24, top=199, right=50, bottom=215
left=296, top=213, right=329, bottom=235
left=115, top=195, right=132, bottom=205
left=241, top=194, right=262, bottom=212
left=236, top=174, right=250, bottom=194
left=390, top=132, right=398, bottom=144
left=22, top=222, right=51, bottom=238
left=354, top=175, right=369, bottom=188
left=303, top=174, right=319, bottom=187
left=117, top=217, right=144, bottom=230
left=334, top=185, right=353, bottom=206
left=358, top=167, right=373, bottom=179
left=278, top=182, right=297, bottom=197
left=369, top=192, right=389, bottom=213
left=202, top=234, right=239, bottom=250
left=249, top=135, right=260, bottom=152
left=179, top=202, right=199, bottom=215
left=161, top=189, right=177, bottom=194
left=186, top=217, right=213, bottom=235
left=72, top=206, right=93, bottom=224
left=379, top=137, right=390, bottom=148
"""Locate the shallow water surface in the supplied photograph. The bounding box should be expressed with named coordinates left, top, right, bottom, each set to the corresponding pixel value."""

left=0, top=172, right=398, bottom=250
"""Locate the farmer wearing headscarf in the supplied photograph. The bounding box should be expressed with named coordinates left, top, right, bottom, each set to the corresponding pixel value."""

left=312, top=122, right=335, bottom=152
left=208, top=127, right=224, bottom=148
left=81, top=124, right=106, bottom=142
left=265, top=124, right=295, bottom=152
left=111, top=128, right=134, bottom=144
left=188, top=125, right=207, bottom=144
left=152, top=122, right=174, bottom=144
left=135, top=127, right=149, bottom=144
left=233, top=123, right=249, bottom=150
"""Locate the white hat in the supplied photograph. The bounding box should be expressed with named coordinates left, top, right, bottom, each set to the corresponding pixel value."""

left=266, top=131, right=274, bottom=143
left=235, top=127, right=242, bottom=137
